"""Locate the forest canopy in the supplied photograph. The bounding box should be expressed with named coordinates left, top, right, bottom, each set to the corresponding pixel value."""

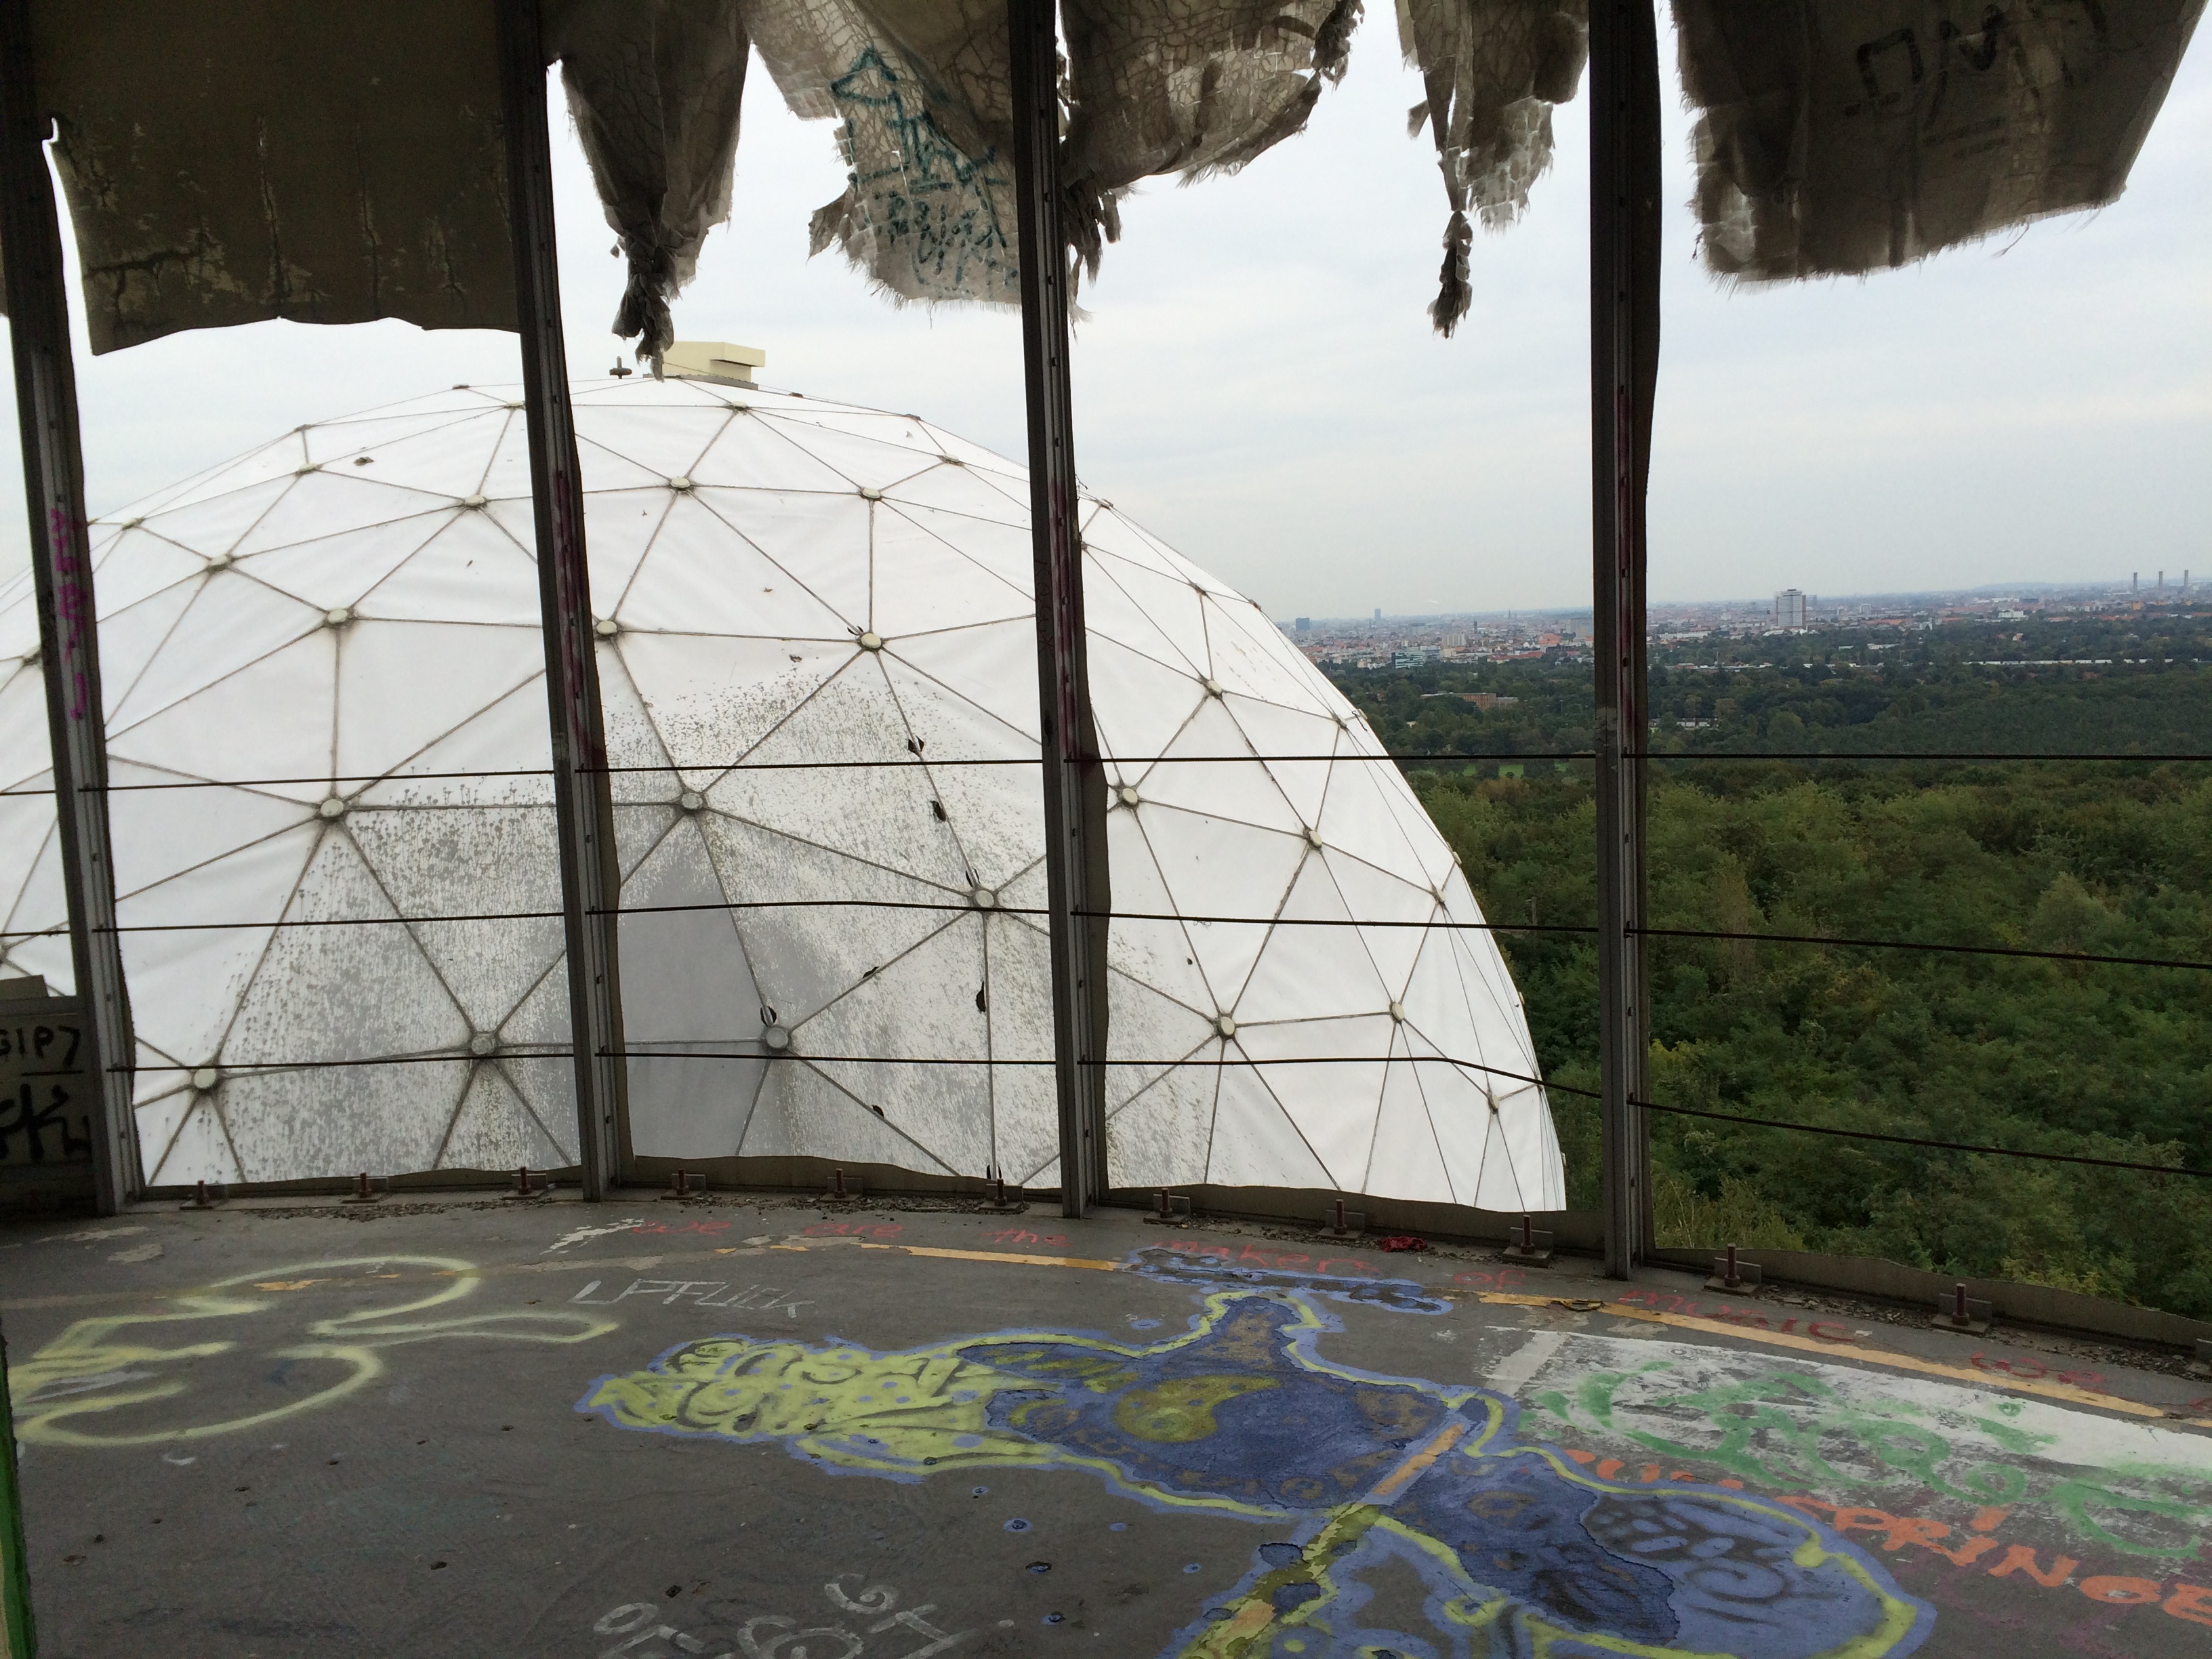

left=1330, top=612, right=2212, bottom=1317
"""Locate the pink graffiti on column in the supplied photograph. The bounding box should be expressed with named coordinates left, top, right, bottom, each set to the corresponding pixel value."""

left=49, top=503, right=90, bottom=720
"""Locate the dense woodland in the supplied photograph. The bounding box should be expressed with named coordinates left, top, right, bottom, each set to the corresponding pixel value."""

left=1328, top=613, right=2212, bottom=1317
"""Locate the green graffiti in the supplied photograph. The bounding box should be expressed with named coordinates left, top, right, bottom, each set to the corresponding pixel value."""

left=1551, top=1367, right=2028, bottom=1503
left=1542, top=1363, right=2212, bottom=1557
left=2047, top=1478, right=2212, bottom=1559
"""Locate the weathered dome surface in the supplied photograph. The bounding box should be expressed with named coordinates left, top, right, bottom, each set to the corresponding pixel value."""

left=0, top=377, right=1562, bottom=1207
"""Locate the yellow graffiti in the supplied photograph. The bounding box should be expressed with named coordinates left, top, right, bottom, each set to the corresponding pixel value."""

left=584, top=1290, right=1406, bottom=1519
left=14, top=1256, right=617, bottom=1448
left=1114, top=1376, right=1279, bottom=1442
left=585, top=1337, right=1065, bottom=1475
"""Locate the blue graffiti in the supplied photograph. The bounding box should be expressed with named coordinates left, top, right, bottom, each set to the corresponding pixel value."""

left=581, top=1259, right=1932, bottom=1657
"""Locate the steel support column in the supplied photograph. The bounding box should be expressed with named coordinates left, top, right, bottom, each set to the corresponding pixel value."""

left=0, top=0, right=140, bottom=1216
left=496, top=0, right=628, bottom=1200
left=1008, top=0, right=1109, bottom=1218
left=1589, top=0, right=1662, bottom=1275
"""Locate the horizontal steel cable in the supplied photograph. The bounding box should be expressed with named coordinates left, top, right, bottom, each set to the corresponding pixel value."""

left=1633, top=1099, right=2212, bottom=1181
left=6, top=749, right=2205, bottom=798
left=10, top=901, right=2205, bottom=973
left=1632, top=750, right=2212, bottom=762
left=1629, top=926, right=2212, bottom=972
left=109, top=1050, right=2209, bottom=1179
left=124, top=1050, right=1555, bottom=1093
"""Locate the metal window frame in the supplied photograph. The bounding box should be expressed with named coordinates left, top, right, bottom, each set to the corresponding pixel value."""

left=495, top=0, right=630, bottom=1200
left=1007, top=0, right=1111, bottom=1218
left=1589, top=0, right=1663, bottom=1274
left=0, top=0, right=141, bottom=1217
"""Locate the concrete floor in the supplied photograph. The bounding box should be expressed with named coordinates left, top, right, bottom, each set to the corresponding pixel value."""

left=3, top=1195, right=2209, bottom=1658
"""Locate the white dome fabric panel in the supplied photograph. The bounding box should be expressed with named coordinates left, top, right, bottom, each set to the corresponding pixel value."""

left=0, top=377, right=1563, bottom=1208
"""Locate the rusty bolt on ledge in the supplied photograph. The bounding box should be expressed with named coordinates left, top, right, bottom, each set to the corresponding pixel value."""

left=1317, top=1197, right=1362, bottom=1240
left=1930, top=1282, right=1993, bottom=1335
left=982, top=1167, right=1026, bottom=1213
left=503, top=1165, right=552, bottom=1202
left=1500, top=1213, right=1554, bottom=1267
left=1706, top=1244, right=1761, bottom=1292
left=661, top=1169, right=704, bottom=1202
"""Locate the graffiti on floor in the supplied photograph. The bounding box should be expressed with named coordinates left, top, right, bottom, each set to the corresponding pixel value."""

left=592, top=1576, right=972, bottom=1658
left=570, top=1279, right=813, bottom=1319
left=1127, top=1242, right=1450, bottom=1314
left=581, top=1282, right=1932, bottom=1657
left=1516, top=1332, right=2212, bottom=1639
left=1528, top=1345, right=2212, bottom=1557
left=13, top=1255, right=617, bottom=1447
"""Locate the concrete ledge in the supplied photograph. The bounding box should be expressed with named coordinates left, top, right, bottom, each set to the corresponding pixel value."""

left=122, top=1158, right=2212, bottom=1354
left=1647, top=1245, right=2212, bottom=1351
left=1105, top=1181, right=1605, bottom=1253
left=139, top=1165, right=584, bottom=1201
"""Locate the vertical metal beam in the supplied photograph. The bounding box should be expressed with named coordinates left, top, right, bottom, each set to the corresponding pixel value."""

left=0, top=0, right=140, bottom=1216
left=1008, top=0, right=1109, bottom=1218
left=1590, top=0, right=1662, bottom=1276
left=496, top=0, right=628, bottom=1200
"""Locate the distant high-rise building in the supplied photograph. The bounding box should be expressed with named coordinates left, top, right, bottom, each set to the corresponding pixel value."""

left=1774, top=588, right=1807, bottom=629
left=1295, top=617, right=1311, bottom=633
left=1373, top=607, right=1383, bottom=622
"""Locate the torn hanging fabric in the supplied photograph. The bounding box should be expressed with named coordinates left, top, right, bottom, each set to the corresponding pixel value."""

left=1675, top=0, right=2206, bottom=281
left=740, top=0, right=1022, bottom=306
left=30, top=0, right=516, bottom=354
left=550, top=0, right=751, bottom=363
left=1397, top=0, right=1591, bottom=334
left=1059, top=0, right=1363, bottom=284
left=740, top=0, right=1367, bottom=306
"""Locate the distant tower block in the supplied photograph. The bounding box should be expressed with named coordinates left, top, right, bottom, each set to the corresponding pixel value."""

left=1774, top=588, right=1807, bottom=630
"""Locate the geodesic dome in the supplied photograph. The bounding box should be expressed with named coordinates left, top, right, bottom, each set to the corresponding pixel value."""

left=0, top=375, right=1562, bottom=1208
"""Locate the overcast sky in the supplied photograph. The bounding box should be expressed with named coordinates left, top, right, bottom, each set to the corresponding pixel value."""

left=1, top=16, right=2204, bottom=618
